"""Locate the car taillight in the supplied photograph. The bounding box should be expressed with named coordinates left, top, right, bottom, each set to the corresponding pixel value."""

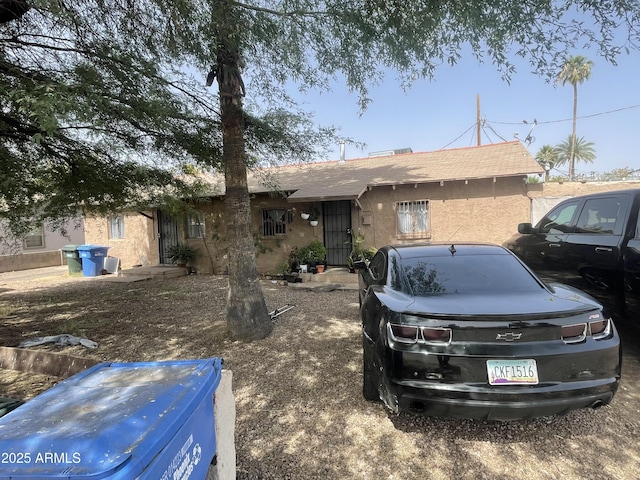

left=389, top=324, right=419, bottom=343
left=388, top=324, right=451, bottom=344
left=589, top=318, right=611, bottom=340
left=561, top=323, right=587, bottom=344
left=421, top=327, right=452, bottom=343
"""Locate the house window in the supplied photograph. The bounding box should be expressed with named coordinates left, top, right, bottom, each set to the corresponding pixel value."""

left=396, top=200, right=429, bottom=239
left=109, top=215, right=125, bottom=239
left=186, top=213, right=206, bottom=238
left=262, top=209, right=286, bottom=236
left=23, top=225, right=44, bottom=249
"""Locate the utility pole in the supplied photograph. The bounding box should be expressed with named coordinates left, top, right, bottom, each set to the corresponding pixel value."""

left=476, top=94, right=481, bottom=146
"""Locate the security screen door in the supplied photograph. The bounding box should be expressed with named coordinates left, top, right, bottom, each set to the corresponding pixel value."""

left=323, top=200, right=352, bottom=266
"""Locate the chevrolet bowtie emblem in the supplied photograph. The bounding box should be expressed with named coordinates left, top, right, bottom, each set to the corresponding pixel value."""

left=496, top=332, right=522, bottom=341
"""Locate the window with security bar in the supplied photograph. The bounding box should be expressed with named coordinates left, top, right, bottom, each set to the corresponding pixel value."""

left=262, top=209, right=286, bottom=236
left=186, top=213, right=206, bottom=238
left=396, top=200, right=430, bottom=239
left=108, top=215, right=125, bottom=239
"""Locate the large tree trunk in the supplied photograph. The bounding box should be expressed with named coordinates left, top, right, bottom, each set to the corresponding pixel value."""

left=215, top=2, right=272, bottom=341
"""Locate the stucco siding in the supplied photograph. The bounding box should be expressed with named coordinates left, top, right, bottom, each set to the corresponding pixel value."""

left=80, top=181, right=640, bottom=276
left=84, top=212, right=159, bottom=269
left=353, top=177, right=530, bottom=250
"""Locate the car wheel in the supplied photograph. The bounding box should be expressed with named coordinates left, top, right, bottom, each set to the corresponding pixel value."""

left=362, top=337, right=378, bottom=401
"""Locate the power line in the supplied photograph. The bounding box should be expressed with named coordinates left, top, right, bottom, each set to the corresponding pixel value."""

left=488, top=103, right=640, bottom=126
left=483, top=122, right=509, bottom=142
left=440, top=123, right=476, bottom=150
left=439, top=103, right=640, bottom=151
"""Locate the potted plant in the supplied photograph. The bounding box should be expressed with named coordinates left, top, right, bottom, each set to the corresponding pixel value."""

left=289, top=245, right=310, bottom=273
left=347, top=231, right=376, bottom=273
left=306, top=240, right=327, bottom=273
left=307, top=206, right=320, bottom=227
left=166, top=243, right=198, bottom=267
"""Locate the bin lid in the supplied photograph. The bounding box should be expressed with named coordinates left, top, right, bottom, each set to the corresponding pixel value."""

left=61, top=244, right=79, bottom=251
left=0, top=358, right=222, bottom=479
left=76, top=244, right=110, bottom=252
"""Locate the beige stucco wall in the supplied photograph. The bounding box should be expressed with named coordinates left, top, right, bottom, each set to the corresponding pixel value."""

left=83, top=212, right=159, bottom=269
left=79, top=180, right=640, bottom=276
left=527, top=180, right=640, bottom=198
left=187, top=198, right=326, bottom=275
left=353, top=177, right=531, bottom=251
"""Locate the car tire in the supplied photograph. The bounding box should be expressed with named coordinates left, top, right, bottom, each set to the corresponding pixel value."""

left=362, top=338, right=378, bottom=401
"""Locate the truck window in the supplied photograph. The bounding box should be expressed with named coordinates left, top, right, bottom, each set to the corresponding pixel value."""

left=575, top=198, right=624, bottom=234
left=538, top=201, right=579, bottom=234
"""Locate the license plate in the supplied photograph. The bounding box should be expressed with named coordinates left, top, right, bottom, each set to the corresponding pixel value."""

left=487, top=359, right=539, bottom=385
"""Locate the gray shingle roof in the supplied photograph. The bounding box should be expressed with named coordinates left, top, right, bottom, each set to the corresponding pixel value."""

left=205, top=141, right=543, bottom=201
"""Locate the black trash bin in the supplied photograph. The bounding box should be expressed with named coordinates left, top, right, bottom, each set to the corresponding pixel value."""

left=61, top=244, right=82, bottom=275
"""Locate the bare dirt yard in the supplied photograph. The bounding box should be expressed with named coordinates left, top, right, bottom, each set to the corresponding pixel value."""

left=1, top=270, right=640, bottom=480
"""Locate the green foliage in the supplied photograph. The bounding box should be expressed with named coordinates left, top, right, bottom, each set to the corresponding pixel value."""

left=0, top=1, right=335, bottom=236
left=1, top=3, right=636, bottom=231
left=535, top=145, right=560, bottom=169
left=347, top=230, right=376, bottom=269
left=557, top=55, right=594, bottom=88
left=306, top=206, right=321, bottom=222
left=535, top=144, right=560, bottom=181
left=166, top=243, right=198, bottom=265
left=557, top=55, right=594, bottom=180
left=306, top=240, right=327, bottom=262
left=289, top=240, right=327, bottom=264
left=289, top=246, right=309, bottom=264
left=276, top=261, right=290, bottom=275
left=556, top=136, right=596, bottom=165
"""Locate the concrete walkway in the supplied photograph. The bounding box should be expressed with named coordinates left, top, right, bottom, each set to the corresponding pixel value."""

left=0, top=265, right=69, bottom=283
left=0, top=264, right=359, bottom=288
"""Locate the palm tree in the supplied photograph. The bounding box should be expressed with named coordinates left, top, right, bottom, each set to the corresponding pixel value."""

left=535, top=145, right=560, bottom=181
left=557, top=55, right=593, bottom=180
left=557, top=135, right=596, bottom=176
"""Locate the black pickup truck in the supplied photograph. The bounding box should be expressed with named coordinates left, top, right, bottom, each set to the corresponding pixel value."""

left=504, top=188, right=640, bottom=311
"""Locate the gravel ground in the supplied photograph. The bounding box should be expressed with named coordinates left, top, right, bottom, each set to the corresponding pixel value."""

left=1, top=271, right=639, bottom=479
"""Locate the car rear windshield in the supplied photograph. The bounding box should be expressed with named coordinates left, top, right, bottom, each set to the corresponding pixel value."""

left=398, top=254, right=542, bottom=296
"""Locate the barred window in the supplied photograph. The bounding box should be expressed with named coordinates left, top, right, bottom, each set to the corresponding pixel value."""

left=263, top=209, right=286, bottom=236
left=186, top=213, right=206, bottom=238
left=396, top=200, right=429, bottom=239
left=109, top=215, right=125, bottom=239
left=24, top=225, right=44, bottom=249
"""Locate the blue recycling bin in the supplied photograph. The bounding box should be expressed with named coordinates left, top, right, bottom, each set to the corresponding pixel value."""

left=0, top=358, right=223, bottom=479
left=76, top=244, right=110, bottom=277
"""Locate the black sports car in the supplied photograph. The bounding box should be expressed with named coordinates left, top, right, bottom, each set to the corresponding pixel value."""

left=356, top=243, right=621, bottom=421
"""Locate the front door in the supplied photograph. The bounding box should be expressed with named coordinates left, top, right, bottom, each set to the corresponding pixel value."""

left=322, top=200, right=352, bottom=266
left=158, top=210, right=179, bottom=264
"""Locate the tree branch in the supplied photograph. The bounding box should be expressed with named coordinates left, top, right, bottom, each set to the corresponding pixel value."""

left=0, top=0, right=29, bottom=24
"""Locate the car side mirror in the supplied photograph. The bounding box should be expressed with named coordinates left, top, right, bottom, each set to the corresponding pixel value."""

left=518, top=223, right=534, bottom=234
left=353, top=260, right=367, bottom=270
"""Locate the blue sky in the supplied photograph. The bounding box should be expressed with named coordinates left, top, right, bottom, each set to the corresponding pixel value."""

left=292, top=50, right=640, bottom=177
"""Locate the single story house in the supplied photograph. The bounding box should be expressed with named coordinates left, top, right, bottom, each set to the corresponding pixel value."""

left=0, top=218, right=85, bottom=273
left=85, top=140, right=550, bottom=274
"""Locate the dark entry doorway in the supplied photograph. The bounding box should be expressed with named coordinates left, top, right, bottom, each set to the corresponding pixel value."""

left=157, top=211, right=179, bottom=264
left=322, top=200, right=352, bottom=266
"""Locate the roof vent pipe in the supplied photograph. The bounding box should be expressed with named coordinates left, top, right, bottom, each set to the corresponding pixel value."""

left=339, top=140, right=346, bottom=162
